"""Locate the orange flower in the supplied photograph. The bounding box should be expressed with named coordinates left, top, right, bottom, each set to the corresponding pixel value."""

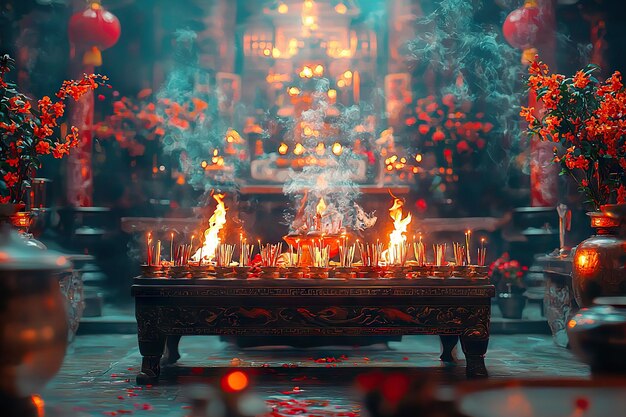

left=572, top=70, right=590, bottom=89
left=565, top=154, right=589, bottom=170
left=52, top=143, right=70, bottom=159
left=8, top=96, right=31, bottom=113
left=432, top=130, right=445, bottom=141
left=0, top=121, right=17, bottom=134
left=520, top=106, right=536, bottom=123
left=35, top=140, right=51, bottom=155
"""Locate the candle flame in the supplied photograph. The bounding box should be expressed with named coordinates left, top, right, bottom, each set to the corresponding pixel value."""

left=192, top=194, right=227, bottom=263
left=316, top=197, right=327, bottom=215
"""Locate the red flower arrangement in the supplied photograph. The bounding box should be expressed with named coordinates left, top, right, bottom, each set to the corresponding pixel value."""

left=489, top=253, right=528, bottom=293
left=411, top=94, right=493, bottom=162
left=95, top=89, right=209, bottom=157
left=522, top=58, right=626, bottom=210
left=0, top=55, right=107, bottom=204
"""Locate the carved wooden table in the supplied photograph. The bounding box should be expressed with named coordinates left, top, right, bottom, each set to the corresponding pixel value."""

left=132, top=277, right=495, bottom=384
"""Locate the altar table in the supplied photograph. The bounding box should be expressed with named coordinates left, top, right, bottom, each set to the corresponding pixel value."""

left=132, top=277, right=494, bottom=384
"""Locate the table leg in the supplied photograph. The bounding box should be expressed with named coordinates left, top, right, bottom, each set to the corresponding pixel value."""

left=162, top=335, right=182, bottom=365
left=137, top=335, right=166, bottom=385
left=460, top=335, right=489, bottom=378
left=439, top=335, right=459, bottom=362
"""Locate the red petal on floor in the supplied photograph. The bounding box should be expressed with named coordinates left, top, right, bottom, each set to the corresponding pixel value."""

left=117, top=410, right=133, bottom=414
left=103, top=412, right=117, bottom=416
left=117, top=396, right=124, bottom=400
left=402, top=357, right=409, bottom=361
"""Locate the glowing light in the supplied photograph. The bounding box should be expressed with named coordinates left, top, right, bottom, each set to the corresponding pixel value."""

left=316, top=197, right=327, bottom=215
left=300, top=66, right=314, bottom=78
left=387, top=196, right=412, bottom=265
left=304, top=0, right=314, bottom=9
left=302, top=15, right=315, bottom=27
left=344, top=70, right=353, bottom=79
left=263, top=49, right=271, bottom=56
left=293, top=143, right=305, bottom=155
left=314, top=64, right=324, bottom=76
left=327, top=89, right=337, bottom=99
left=278, top=143, right=288, bottom=155
left=288, top=87, right=301, bottom=96
left=331, top=142, right=343, bottom=156
left=337, top=80, right=346, bottom=88
left=191, top=194, right=227, bottom=264
left=201, top=160, right=208, bottom=169
left=335, top=2, right=347, bottom=14
left=315, top=142, right=325, bottom=156
left=223, top=370, right=249, bottom=392
left=277, top=2, right=288, bottom=13
left=415, top=154, right=422, bottom=162
left=272, top=48, right=281, bottom=58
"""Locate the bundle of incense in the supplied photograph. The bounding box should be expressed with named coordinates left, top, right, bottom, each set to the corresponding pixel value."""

left=338, top=242, right=356, bottom=267
left=477, top=244, right=487, bottom=267
left=433, top=243, right=447, bottom=266
left=155, top=240, right=161, bottom=266
left=260, top=243, right=282, bottom=267
left=216, top=243, right=235, bottom=267
left=309, top=242, right=330, bottom=268
left=412, top=239, right=426, bottom=266
left=286, top=244, right=303, bottom=267
left=389, top=241, right=408, bottom=266
left=239, top=243, right=254, bottom=267
left=453, top=243, right=466, bottom=266
left=465, top=230, right=472, bottom=265
left=358, top=241, right=384, bottom=267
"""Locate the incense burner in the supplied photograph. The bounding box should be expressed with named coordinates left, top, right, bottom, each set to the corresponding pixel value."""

left=169, top=265, right=191, bottom=279
left=283, top=233, right=349, bottom=266
left=189, top=264, right=214, bottom=279
left=233, top=266, right=251, bottom=279
left=215, top=266, right=236, bottom=278
left=332, top=266, right=356, bottom=279
left=382, top=265, right=410, bottom=279
left=355, top=265, right=381, bottom=278
left=453, top=265, right=471, bottom=277
left=470, top=265, right=489, bottom=278
left=308, top=267, right=330, bottom=279
left=260, top=266, right=281, bottom=279
left=283, top=266, right=307, bottom=279
left=433, top=265, right=453, bottom=277
left=141, top=264, right=168, bottom=278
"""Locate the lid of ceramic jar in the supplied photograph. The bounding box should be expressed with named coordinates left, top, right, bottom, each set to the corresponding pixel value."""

left=0, top=225, right=70, bottom=271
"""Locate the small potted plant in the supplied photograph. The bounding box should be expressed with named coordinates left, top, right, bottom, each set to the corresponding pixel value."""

left=489, top=253, right=528, bottom=319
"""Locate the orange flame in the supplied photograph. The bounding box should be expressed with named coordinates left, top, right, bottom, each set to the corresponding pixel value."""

left=388, top=195, right=411, bottom=264
left=192, top=194, right=227, bottom=263
left=316, top=197, right=327, bottom=215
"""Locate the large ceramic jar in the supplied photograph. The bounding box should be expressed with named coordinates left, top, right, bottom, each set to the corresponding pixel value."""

left=571, top=204, right=626, bottom=307
left=567, top=296, right=626, bottom=374
left=0, top=210, right=70, bottom=410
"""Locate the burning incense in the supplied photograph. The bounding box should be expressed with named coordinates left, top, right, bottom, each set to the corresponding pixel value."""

left=412, top=235, right=426, bottom=266
left=309, top=240, right=330, bottom=268
left=358, top=241, right=384, bottom=267
left=453, top=243, right=466, bottom=266
left=465, top=230, right=472, bottom=265
left=216, top=243, right=235, bottom=267
left=170, top=232, right=174, bottom=263
left=260, top=242, right=282, bottom=267
left=433, top=243, right=447, bottom=266
left=477, top=238, right=487, bottom=266
left=389, top=241, right=408, bottom=266
left=155, top=240, right=161, bottom=266
left=240, top=242, right=254, bottom=267
left=338, top=238, right=356, bottom=267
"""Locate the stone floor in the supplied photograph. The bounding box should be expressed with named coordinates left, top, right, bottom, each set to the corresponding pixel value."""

left=40, top=334, right=589, bottom=417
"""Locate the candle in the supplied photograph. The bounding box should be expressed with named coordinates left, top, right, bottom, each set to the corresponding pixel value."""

left=155, top=240, right=161, bottom=266
left=146, top=232, right=152, bottom=266
left=465, top=230, right=472, bottom=265
left=170, top=232, right=174, bottom=263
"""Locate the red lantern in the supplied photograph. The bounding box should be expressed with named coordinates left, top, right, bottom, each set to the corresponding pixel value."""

left=502, top=0, right=543, bottom=50
left=68, top=1, right=121, bottom=66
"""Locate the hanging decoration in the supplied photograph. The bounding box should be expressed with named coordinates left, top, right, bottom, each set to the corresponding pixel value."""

left=68, top=1, right=121, bottom=67
left=502, top=0, right=544, bottom=65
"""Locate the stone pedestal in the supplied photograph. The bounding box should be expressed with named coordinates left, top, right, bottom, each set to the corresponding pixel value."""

left=541, top=255, right=577, bottom=347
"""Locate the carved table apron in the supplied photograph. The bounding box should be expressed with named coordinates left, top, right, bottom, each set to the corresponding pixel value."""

left=132, top=277, right=495, bottom=384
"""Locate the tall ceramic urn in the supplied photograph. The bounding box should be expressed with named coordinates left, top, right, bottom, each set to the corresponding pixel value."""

left=0, top=205, right=70, bottom=414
